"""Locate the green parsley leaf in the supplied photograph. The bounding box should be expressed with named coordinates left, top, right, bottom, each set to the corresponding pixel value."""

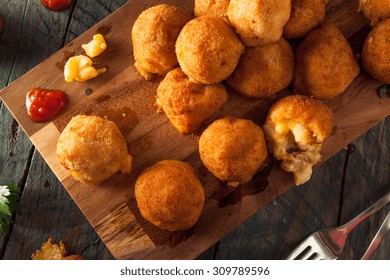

left=0, top=184, right=21, bottom=235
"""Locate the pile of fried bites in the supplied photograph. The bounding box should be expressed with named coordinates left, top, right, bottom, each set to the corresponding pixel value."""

left=54, top=0, right=390, bottom=234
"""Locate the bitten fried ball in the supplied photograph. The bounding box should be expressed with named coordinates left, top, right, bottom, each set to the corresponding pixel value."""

left=227, top=38, right=294, bottom=98
left=359, top=0, right=390, bottom=26
left=362, top=18, right=390, bottom=83
left=194, top=0, right=230, bottom=17
left=227, top=0, right=291, bottom=46
left=132, top=4, right=191, bottom=80
left=263, top=95, right=333, bottom=186
left=283, top=0, right=326, bottom=39
left=157, top=68, right=228, bottom=133
left=293, top=23, right=360, bottom=99
left=135, top=160, right=205, bottom=231
left=199, top=116, right=268, bottom=186
left=176, top=16, right=244, bottom=84
left=57, top=115, right=132, bottom=185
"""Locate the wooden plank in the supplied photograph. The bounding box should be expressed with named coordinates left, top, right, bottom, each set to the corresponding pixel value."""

left=1, top=0, right=390, bottom=259
left=0, top=0, right=127, bottom=260
left=338, top=119, right=390, bottom=260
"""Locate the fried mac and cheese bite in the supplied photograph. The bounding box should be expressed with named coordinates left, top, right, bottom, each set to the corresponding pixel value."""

left=132, top=4, right=191, bottom=80
left=263, top=95, right=333, bottom=186
left=157, top=68, right=228, bottom=133
left=199, top=116, right=268, bottom=186
left=362, top=18, right=390, bottom=83
left=194, top=0, right=230, bottom=17
left=227, top=38, right=294, bottom=98
left=176, top=16, right=244, bottom=84
left=284, top=0, right=327, bottom=39
left=57, top=115, right=132, bottom=185
left=359, top=0, right=390, bottom=26
left=31, top=237, right=83, bottom=260
left=135, top=160, right=205, bottom=231
left=227, top=0, right=291, bottom=46
left=293, top=23, right=360, bottom=99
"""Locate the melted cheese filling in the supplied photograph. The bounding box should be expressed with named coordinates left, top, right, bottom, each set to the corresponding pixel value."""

left=81, top=34, right=107, bottom=58
left=264, top=121, right=322, bottom=185
left=64, top=55, right=106, bottom=82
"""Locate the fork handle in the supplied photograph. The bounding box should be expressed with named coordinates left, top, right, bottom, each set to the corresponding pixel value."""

left=361, top=211, right=390, bottom=260
left=341, top=192, right=390, bottom=234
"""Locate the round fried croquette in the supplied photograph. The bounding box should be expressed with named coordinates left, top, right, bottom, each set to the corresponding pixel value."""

left=157, top=68, right=228, bottom=133
left=227, top=0, right=291, bottom=46
left=135, top=160, right=205, bottom=231
left=293, top=23, right=360, bottom=99
left=283, top=0, right=326, bottom=39
left=199, top=116, right=268, bottom=185
left=362, top=18, right=390, bottom=83
left=132, top=4, right=191, bottom=80
left=227, top=38, right=294, bottom=99
left=176, top=16, right=245, bottom=84
left=194, top=0, right=230, bottom=17
left=263, top=95, right=333, bottom=185
left=56, top=115, right=132, bottom=185
left=359, top=0, right=390, bottom=26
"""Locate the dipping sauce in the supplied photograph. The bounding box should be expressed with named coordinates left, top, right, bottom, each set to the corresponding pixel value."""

left=40, top=0, right=73, bottom=12
left=26, top=88, right=67, bottom=122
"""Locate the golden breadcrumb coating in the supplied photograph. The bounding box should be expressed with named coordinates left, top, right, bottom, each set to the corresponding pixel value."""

left=199, top=116, right=268, bottom=185
left=293, top=23, right=360, bottom=99
left=194, top=0, right=230, bottom=17
left=157, top=68, right=228, bottom=133
left=264, top=95, right=333, bottom=185
left=135, top=160, right=205, bottom=231
left=362, top=18, right=390, bottom=83
left=284, top=0, right=326, bottom=39
left=176, top=16, right=244, bottom=84
left=227, top=38, right=294, bottom=98
left=227, top=0, right=291, bottom=46
left=132, top=4, right=191, bottom=80
left=359, top=0, right=390, bottom=26
left=57, top=115, right=132, bottom=185
left=31, top=237, right=83, bottom=260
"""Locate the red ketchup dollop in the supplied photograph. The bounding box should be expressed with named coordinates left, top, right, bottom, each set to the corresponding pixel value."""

left=40, top=0, right=73, bottom=12
left=26, top=88, right=68, bottom=122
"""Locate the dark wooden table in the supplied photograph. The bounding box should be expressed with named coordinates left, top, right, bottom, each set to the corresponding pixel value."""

left=0, top=0, right=389, bottom=260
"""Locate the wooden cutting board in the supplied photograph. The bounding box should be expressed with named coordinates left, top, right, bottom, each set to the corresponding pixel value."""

left=1, top=0, right=389, bottom=259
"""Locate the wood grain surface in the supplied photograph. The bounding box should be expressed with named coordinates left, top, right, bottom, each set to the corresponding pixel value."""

left=0, top=0, right=389, bottom=260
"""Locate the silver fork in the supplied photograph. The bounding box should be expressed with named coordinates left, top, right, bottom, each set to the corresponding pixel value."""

left=287, top=192, right=390, bottom=260
left=361, top=210, right=390, bottom=260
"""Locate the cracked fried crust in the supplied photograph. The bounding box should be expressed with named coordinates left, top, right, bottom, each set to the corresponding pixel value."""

left=264, top=95, right=333, bottom=185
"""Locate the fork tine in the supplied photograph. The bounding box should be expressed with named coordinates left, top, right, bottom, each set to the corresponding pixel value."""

left=287, top=236, right=315, bottom=260
left=286, top=243, right=309, bottom=260
left=299, top=246, right=315, bottom=260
